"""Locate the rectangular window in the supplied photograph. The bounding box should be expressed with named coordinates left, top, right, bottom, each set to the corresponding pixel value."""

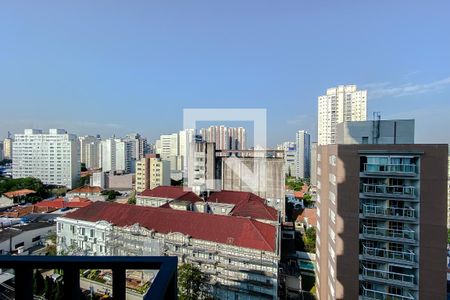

left=32, top=236, right=41, bottom=242
left=15, top=242, right=25, bottom=249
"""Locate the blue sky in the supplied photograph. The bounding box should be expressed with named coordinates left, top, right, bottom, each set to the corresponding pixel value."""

left=1, top=0, right=449, bottom=146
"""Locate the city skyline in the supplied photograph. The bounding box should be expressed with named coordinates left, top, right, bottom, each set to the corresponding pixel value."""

left=1, top=1, right=450, bottom=145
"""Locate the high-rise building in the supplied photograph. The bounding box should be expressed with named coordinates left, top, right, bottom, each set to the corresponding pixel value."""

left=135, top=154, right=170, bottom=192
left=277, top=141, right=297, bottom=177
left=100, top=138, right=132, bottom=173
left=100, top=138, right=116, bottom=173
left=318, top=85, right=367, bottom=145
left=124, top=133, right=147, bottom=173
left=200, top=126, right=246, bottom=150
left=12, top=129, right=80, bottom=188
left=79, top=135, right=101, bottom=169
left=3, top=137, right=13, bottom=160
left=156, top=133, right=180, bottom=171
left=0, top=141, right=3, bottom=161
left=315, top=121, right=447, bottom=299
left=296, top=130, right=311, bottom=178
left=187, top=138, right=217, bottom=193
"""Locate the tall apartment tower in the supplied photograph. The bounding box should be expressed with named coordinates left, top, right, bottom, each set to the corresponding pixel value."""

left=315, top=123, right=447, bottom=299
left=296, top=130, right=311, bottom=178
left=12, top=129, right=80, bottom=189
left=318, top=85, right=367, bottom=145
left=200, top=126, right=246, bottom=150
left=79, top=136, right=101, bottom=169
left=3, top=137, right=13, bottom=160
left=135, top=154, right=170, bottom=192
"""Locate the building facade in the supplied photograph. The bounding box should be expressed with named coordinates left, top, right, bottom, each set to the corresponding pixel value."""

left=3, top=137, right=13, bottom=160
left=79, top=135, right=101, bottom=169
left=318, top=85, right=367, bottom=145
left=12, top=129, right=80, bottom=188
left=310, top=142, right=318, bottom=187
left=200, top=126, right=246, bottom=151
left=315, top=144, right=447, bottom=300
left=277, top=142, right=297, bottom=178
left=56, top=201, right=279, bottom=299
left=296, top=130, right=311, bottom=179
left=336, top=119, right=415, bottom=145
left=135, top=154, right=170, bottom=193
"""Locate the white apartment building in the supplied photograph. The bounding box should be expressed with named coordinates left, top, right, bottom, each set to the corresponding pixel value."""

left=277, top=142, right=297, bottom=177
left=296, top=130, right=310, bottom=179
left=79, top=135, right=101, bottom=169
left=318, top=85, right=367, bottom=145
left=56, top=201, right=279, bottom=300
left=12, top=129, right=80, bottom=189
left=100, top=138, right=131, bottom=173
left=0, top=141, right=3, bottom=161
left=156, top=133, right=181, bottom=171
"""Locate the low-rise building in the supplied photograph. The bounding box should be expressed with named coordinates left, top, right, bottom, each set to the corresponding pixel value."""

left=66, top=186, right=105, bottom=202
left=0, top=222, right=55, bottom=255
left=56, top=201, right=280, bottom=299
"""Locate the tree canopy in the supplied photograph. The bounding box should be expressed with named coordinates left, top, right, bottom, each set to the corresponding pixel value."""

left=178, top=263, right=208, bottom=300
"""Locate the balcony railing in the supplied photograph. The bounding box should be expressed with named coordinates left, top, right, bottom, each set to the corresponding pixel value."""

left=0, top=255, right=178, bottom=300
left=361, top=285, right=414, bottom=300
left=362, top=245, right=415, bottom=264
left=362, top=204, right=416, bottom=221
left=363, top=163, right=417, bottom=175
left=362, top=225, right=415, bottom=242
left=361, top=266, right=415, bottom=286
left=362, top=184, right=416, bottom=199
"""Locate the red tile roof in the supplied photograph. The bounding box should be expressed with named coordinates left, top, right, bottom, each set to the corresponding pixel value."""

left=296, top=208, right=317, bottom=227
left=64, top=201, right=276, bottom=252
left=139, top=186, right=201, bottom=203
left=3, top=189, right=36, bottom=198
left=207, top=191, right=278, bottom=221
left=68, top=186, right=103, bottom=194
left=35, top=197, right=92, bottom=209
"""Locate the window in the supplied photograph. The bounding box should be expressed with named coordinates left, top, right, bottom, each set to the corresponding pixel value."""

left=32, top=235, right=41, bottom=242
left=362, top=136, right=369, bottom=144
left=15, top=242, right=25, bottom=249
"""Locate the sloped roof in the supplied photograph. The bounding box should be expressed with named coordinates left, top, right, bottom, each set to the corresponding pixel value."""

left=296, top=208, right=317, bottom=227
left=63, top=201, right=276, bottom=252
left=35, top=197, right=92, bottom=209
left=3, top=189, right=36, bottom=198
left=207, top=191, right=278, bottom=221
left=139, top=186, right=201, bottom=203
left=67, top=186, right=103, bottom=194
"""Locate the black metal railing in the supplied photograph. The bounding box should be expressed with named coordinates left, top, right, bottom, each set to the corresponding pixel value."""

left=0, top=255, right=178, bottom=300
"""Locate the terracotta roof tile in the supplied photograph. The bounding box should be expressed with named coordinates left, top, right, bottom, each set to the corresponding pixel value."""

left=3, top=189, right=36, bottom=198
left=139, top=186, right=201, bottom=203
left=63, top=201, right=276, bottom=252
left=207, top=191, right=278, bottom=221
left=68, top=186, right=103, bottom=194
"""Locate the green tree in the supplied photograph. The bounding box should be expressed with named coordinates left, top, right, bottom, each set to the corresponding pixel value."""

left=303, top=227, right=316, bottom=253
left=101, top=190, right=121, bottom=201
left=178, top=264, right=208, bottom=300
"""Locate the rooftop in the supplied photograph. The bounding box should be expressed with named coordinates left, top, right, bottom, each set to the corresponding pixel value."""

left=0, top=222, right=54, bottom=243
left=3, top=189, right=36, bottom=198
left=296, top=208, right=317, bottom=227
left=35, top=197, right=92, bottom=209
left=67, top=186, right=103, bottom=194
left=63, top=201, right=277, bottom=252
left=207, top=191, right=278, bottom=221
left=139, top=186, right=202, bottom=203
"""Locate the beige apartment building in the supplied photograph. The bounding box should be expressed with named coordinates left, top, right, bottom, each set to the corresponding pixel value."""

left=316, top=144, right=447, bottom=300
left=135, top=154, right=170, bottom=192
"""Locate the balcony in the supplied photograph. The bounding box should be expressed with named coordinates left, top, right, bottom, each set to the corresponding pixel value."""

left=361, top=285, right=414, bottom=300
left=361, top=266, right=415, bottom=287
left=361, top=204, right=416, bottom=221
left=362, top=245, right=415, bottom=265
left=0, top=255, right=177, bottom=300
left=361, top=225, right=415, bottom=243
left=361, top=184, right=416, bottom=199
left=363, top=163, right=417, bottom=176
